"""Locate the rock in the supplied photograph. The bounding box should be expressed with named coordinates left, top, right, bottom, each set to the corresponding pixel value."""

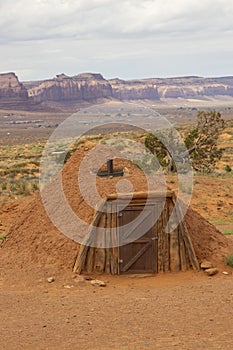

left=0, top=72, right=29, bottom=109
left=47, top=277, right=55, bottom=283
left=110, top=79, right=159, bottom=100
left=90, top=279, right=106, bottom=287
left=84, top=276, right=94, bottom=281
left=222, top=271, right=229, bottom=275
left=2, top=71, right=233, bottom=110
left=0, top=72, right=28, bottom=100
left=205, top=268, right=219, bottom=276
left=202, top=84, right=226, bottom=96
left=2, top=72, right=233, bottom=108
left=27, top=73, right=112, bottom=103
left=200, top=260, right=213, bottom=270
left=63, top=285, right=73, bottom=289
left=158, top=86, right=184, bottom=98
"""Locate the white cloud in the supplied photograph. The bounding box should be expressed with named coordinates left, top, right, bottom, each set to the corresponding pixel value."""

left=0, top=0, right=232, bottom=41
left=0, top=0, right=232, bottom=79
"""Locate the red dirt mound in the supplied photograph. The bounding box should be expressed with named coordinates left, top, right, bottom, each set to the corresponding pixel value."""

left=0, top=146, right=232, bottom=272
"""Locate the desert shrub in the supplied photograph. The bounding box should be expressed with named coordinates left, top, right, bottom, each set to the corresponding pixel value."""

left=226, top=253, right=233, bottom=268
left=225, top=164, right=232, bottom=172
left=9, top=181, right=31, bottom=196
left=222, top=229, right=233, bottom=235
left=1, top=182, right=7, bottom=191
left=31, top=182, right=39, bottom=192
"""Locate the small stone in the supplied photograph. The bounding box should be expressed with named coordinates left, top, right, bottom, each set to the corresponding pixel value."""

left=200, top=260, right=213, bottom=270
left=47, top=277, right=55, bottom=283
left=205, top=268, right=219, bottom=276
left=222, top=271, right=229, bottom=275
left=63, top=285, right=73, bottom=289
left=84, top=276, right=94, bottom=281
left=90, top=279, right=106, bottom=287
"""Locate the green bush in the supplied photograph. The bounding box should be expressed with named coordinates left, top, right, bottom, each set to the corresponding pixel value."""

left=226, top=253, right=233, bottom=268
left=225, top=164, right=232, bottom=172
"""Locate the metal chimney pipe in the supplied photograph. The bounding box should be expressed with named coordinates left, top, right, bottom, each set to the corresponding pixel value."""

left=107, top=159, right=114, bottom=176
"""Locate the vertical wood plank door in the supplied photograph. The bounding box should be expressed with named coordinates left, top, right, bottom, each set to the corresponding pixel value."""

left=119, top=205, right=158, bottom=274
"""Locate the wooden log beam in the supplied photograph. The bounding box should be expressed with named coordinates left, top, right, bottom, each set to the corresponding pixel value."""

left=107, top=191, right=174, bottom=201
left=73, top=199, right=107, bottom=274
left=171, top=196, right=200, bottom=271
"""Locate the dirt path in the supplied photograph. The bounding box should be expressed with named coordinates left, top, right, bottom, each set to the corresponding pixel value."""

left=1, top=270, right=233, bottom=350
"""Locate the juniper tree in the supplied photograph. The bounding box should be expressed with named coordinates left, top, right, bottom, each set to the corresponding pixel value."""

left=184, top=111, right=225, bottom=173
left=145, top=111, right=225, bottom=173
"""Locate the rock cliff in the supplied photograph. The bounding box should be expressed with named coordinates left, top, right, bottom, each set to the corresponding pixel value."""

left=26, top=74, right=233, bottom=103
left=26, top=73, right=113, bottom=103
left=1, top=72, right=233, bottom=110
left=0, top=72, right=28, bottom=100
left=109, top=78, right=159, bottom=100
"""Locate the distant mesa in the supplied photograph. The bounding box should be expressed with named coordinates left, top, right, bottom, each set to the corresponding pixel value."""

left=1, top=71, right=233, bottom=110
left=0, top=72, right=28, bottom=109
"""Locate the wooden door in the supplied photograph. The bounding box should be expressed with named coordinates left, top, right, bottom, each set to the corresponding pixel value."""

left=118, top=205, right=158, bottom=274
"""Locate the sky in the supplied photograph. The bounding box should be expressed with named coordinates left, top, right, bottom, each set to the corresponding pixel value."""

left=0, top=0, right=233, bottom=81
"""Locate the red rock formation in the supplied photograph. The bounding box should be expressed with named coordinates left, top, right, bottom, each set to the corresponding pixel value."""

left=158, top=86, right=185, bottom=98
left=226, top=86, right=233, bottom=96
left=2, top=72, right=233, bottom=110
left=201, top=84, right=227, bottom=96
left=110, top=78, right=159, bottom=100
left=0, top=72, right=28, bottom=100
left=27, top=73, right=112, bottom=103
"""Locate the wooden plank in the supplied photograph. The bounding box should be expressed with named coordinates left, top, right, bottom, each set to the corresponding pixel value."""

left=151, top=204, right=158, bottom=273
left=157, top=203, right=163, bottom=272
left=73, top=244, right=87, bottom=274
left=93, top=213, right=106, bottom=274
left=178, top=227, right=188, bottom=272
left=169, top=228, right=180, bottom=272
left=121, top=242, right=151, bottom=272
left=121, top=208, right=152, bottom=242
left=113, top=199, right=162, bottom=207
left=110, top=204, right=119, bottom=275
left=86, top=247, right=95, bottom=274
left=171, top=195, right=200, bottom=271
left=73, top=200, right=107, bottom=274
left=151, top=237, right=158, bottom=273
left=179, top=220, right=200, bottom=271
left=163, top=200, right=170, bottom=272
left=104, top=208, right=112, bottom=274
left=167, top=198, right=180, bottom=272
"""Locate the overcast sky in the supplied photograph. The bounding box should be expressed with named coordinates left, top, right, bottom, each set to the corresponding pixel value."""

left=0, top=0, right=232, bottom=81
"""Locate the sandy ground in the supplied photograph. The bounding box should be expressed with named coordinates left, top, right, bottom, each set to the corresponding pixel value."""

left=1, top=268, right=233, bottom=350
